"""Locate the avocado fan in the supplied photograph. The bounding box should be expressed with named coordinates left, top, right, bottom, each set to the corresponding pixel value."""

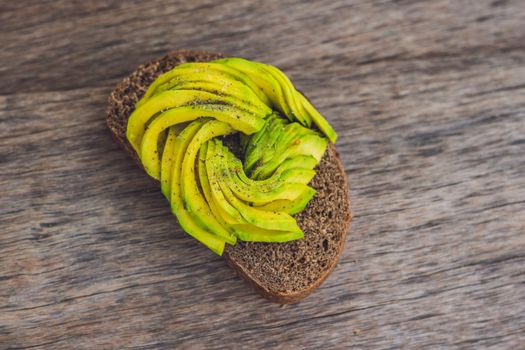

left=126, top=57, right=336, bottom=255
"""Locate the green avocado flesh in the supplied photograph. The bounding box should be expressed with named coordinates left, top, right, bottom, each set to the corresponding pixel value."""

left=127, top=57, right=336, bottom=255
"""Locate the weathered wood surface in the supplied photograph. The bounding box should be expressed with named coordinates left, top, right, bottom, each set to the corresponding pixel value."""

left=1, top=0, right=524, bottom=348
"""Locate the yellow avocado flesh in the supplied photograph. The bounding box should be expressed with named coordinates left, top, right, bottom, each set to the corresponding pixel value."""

left=127, top=58, right=337, bottom=254
left=160, top=126, right=177, bottom=198
left=198, top=143, right=240, bottom=228
left=209, top=140, right=302, bottom=233
left=138, top=62, right=271, bottom=108
left=180, top=120, right=236, bottom=244
left=166, top=120, right=227, bottom=255
left=217, top=145, right=315, bottom=205
left=203, top=141, right=247, bottom=226
left=216, top=58, right=337, bottom=141
left=139, top=104, right=264, bottom=180
left=128, top=90, right=266, bottom=155
left=153, top=72, right=270, bottom=113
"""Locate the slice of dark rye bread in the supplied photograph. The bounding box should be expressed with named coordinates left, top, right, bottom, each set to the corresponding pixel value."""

left=106, top=50, right=352, bottom=303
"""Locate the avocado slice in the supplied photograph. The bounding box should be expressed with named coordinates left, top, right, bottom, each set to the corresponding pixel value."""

left=168, top=119, right=227, bottom=255
left=232, top=224, right=303, bottom=243
left=258, top=63, right=312, bottom=127
left=251, top=133, right=328, bottom=180
left=160, top=126, right=177, bottom=198
left=216, top=143, right=317, bottom=216
left=180, top=119, right=236, bottom=245
left=128, top=90, right=267, bottom=154
left=215, top=58, right=294, bottom=120
left=255, top=119, right=309, bottom=168
left=255, top=186, right=316, bottom=215
left=203, top=144, right=305, bottom=242
left=137, top=62, right=271, bottom=108
left=299, top=93, right=338, bottom=143
left=169, top=121, right=309, bottom=245
left=204, top=140, right=247, bottom=226
left=239, top=117, right=267, bottom=155
left=216, top=145, right=313, bottom=205
left=242, top=115, right=328, bottom=180
left=138, top=104, right=265, bottom=180
left=236, top=155, right=318, bottom=188
left=155, top=80, right=269, bottom=118
left=215, top=57, right=337, bottom=142
left=152, top=71, right=270, bottom=115
left=207, top=140, right=302, bottom=233
left=243, top=113, right=286, bottom=173
left=198, top=142, right=242, bottom=229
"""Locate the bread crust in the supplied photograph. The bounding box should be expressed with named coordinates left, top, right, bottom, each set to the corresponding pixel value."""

left=106, top=50, right=351, bottom=303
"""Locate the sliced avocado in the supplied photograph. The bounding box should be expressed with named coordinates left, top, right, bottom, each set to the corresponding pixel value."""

left=205, top=139, right=301, bottom=233
left=236, top=155, right=318, bottom=188
left=215, top=58, right=293, bottom=119
left=243, top=113, right=286, bottom=173
left=231, top=167, right=317, bottom=205
left=129, top=90, right=211, bottom=151
left=239, top=117, right=267, bottom=155
left=216, top=143, right=317, bottom=215
left=215, top=57, right=337, bottom=142
left=126, top=57, right=340, bottom=254
left=137, top=62, right=271, bottom=108
left=198, top=142, right=241, bottom=229
left=274, top=155, right=318, bottom=172
left=229, top=177, right=315, bottom=206
left=299, top=93, right=337, bottom=143
left=160, top=126, right=177, bottom=198
left=244, top=115, right=328, bottom=180
left=251, top=133, right=328, bottom=180
left=278, top=168, right=316, bottom=184
left=203, top=144, right=304, bottom=243
left=136, top=62, right=200, bottom=106
left=241, top=112, right=275, bottom=156
left=216, top=146, right=312, bottom=205
left=139, top=104, right=265, bottom=180
left=258, top=63, right=312, bottom=127
left=180, top=120, right=236, bottom=244
left=255, top=186, right=316, bottom=215
left=257, top=119, right=304, bottom=167
left=218, top=175, right=302, bottom=233
left=217, top=58, right=305, bottom=123
left=152, top=72, right=270, bottom=115
left=163, top=80, right=269, bottom=116
left=168, top=119, right=226, bottom=255
left=232, top=224, right=303, bottom=243
left=128, top=90, right=267, bottom=154
left=204, top=140, right=246, bottom=225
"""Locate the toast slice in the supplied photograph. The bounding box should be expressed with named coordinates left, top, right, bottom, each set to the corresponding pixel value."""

left=106, top=50, right=352, bottom=303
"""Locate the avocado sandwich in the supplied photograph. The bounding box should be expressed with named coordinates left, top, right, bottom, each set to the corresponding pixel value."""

left=106, top=50, right=351, bottom=303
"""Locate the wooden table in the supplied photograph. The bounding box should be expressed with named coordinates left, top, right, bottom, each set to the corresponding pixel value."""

left=1, top=1, right=524, bottom=348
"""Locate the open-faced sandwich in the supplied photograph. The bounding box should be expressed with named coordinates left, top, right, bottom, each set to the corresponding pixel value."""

left=106, top=50, right=351, bottom=303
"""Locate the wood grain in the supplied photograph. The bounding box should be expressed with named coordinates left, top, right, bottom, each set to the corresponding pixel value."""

left=1, top=0, right=524, bottom=349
